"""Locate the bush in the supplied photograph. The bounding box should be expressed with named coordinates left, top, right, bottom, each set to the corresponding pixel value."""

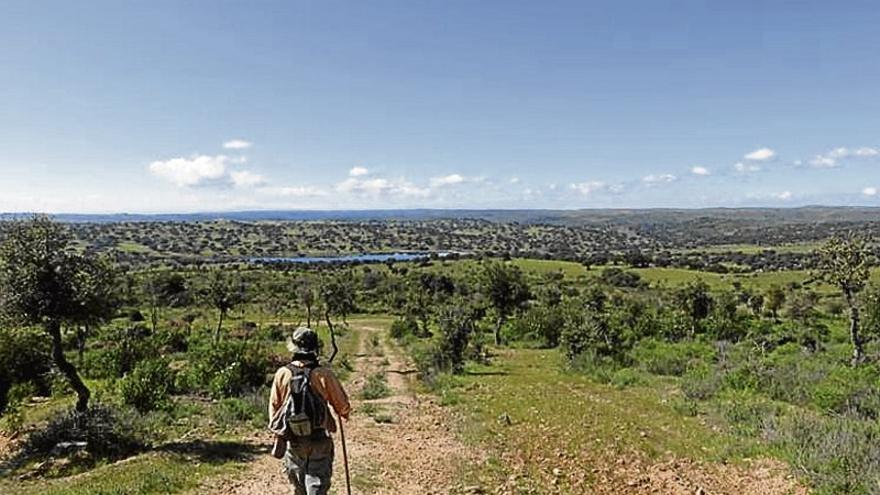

left=118, top=358, right=175, bottom=412
left=629, top=338, right=714, bottom=376
left=0, top=326, right=52, bottom=414
left=811, top=365, right=880, bottom=419
left=599, top=268, right=645, bottom=288
left=359, top=372, right=391, bottom=400
left=212, top=389, right=266, bottom=430
left=767, top=412, right=880, bottom=495
left=185, top=340, right=272, bottom=398
left=390, top=317, right=419, bottom=340
left=560, top=306, right=626, bottom=361
left=509, top=305, right=565, bottom=348
left=82, top=325, right=158, bottom=379
left=25, top=403, right=146, bottom=460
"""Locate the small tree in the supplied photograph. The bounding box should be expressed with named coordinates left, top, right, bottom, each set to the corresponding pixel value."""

left=480, top=261, right=531, bottom=345
left=764, top=285, right=786, bottom=321
left=0, top=216, right=117, bottom=412
left=205, top=271, right=246, bottom=343
left=815, top=235, right=872, bottom=366
left=674, top=280, right=713, bottom=336
left=295, top=276, right=316, bottom=327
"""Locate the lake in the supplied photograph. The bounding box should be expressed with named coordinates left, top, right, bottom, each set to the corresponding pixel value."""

left=249, top=252, right=450, bottom=265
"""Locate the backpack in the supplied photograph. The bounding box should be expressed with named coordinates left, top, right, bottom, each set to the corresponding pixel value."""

left=276, top=364, right=327, bottom=439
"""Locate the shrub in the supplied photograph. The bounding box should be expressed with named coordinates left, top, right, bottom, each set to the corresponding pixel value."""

left=359, top=372, right=391, bottom=400
left=811, top=365, right=880, bottom=419
left=186, top=340, right=271, bottom=398
left=629, top=338, right=715, bottom=376
left=767, top=412, right=880, bottom=495
left=681, top=364, right=723, bottom=401
left=25, top=403, right=146, bottom=460
left=0, top=326, right=52, bottom=414
left=212, top=389, right=266, bottom=430
left=560, top=305, right=626, bottom=362
left=82, top=325, right=158, bottom=379
left=118, top=358, right=175, bottom=412
left=599, top=268, right=645, bottom=289
left=390, top=317, right=419, bottom=340
left=508, top=305, right=565, bottom=347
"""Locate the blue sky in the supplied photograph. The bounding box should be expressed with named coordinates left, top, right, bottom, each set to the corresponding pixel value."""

left=2, top=0, right=879, bottom=213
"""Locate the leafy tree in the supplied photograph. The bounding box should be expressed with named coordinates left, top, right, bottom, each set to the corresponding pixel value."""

left=295, top=276, right=316, bottom=327
left=320, top=272, right=356, bottom=328
left=815, top=235, right=873, bottom=365
left=764, top=285, right=786, bottom=321
left=0, top=216, right=117, bottom=412
left=674, top=280, right=713, bottom=335
left=205, top=271, right=246, bottom=343
left=433, top=302, right=479, bottom=373
left=480, top=261, right=531, bottom=345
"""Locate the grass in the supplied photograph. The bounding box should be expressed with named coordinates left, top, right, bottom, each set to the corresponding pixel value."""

left=359, top=372, right=391, bottom=400
left=1, top=448, right=250, bottom=495
left=429, top=347, right=761, bottom=493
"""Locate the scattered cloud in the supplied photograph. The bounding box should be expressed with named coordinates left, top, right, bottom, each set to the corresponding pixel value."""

left=809, top=155, right=838, bottom=168
left=336, top=177, right=430, bottom=198
left=267, top=185, right=328, bottom=197
left=774, top=191, right=793, bottom=200
left=349, top=166, right=369, bottom=177
left=744, top=147, right=776, bottom=161
left=230, top=170, right=266, bottom=188
left=149, top=155, right=229, bottom=187
left=863, top=187, right=878, bottom=197
left=734, top=162, right=761, bottom=173
left=691, top=166, right=710, bottom=176
left=642, top=173, right=677, bottom=184
left=223, top=139, right=252, bottom=150
left=510, top=177, right=521, bottom=184
left=809, top=146, right=879, bottom=168
left=429, top=174, right=465, bottom=188
left=570, top=181, right=607, bottom=196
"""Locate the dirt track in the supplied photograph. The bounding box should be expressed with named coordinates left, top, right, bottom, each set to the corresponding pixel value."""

left=195, top=323, right=806, bottom=495
left=199, top=323, right=479, bottom=495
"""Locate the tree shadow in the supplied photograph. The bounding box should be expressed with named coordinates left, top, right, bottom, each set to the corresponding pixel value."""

left=464, top=370, right=509, bottom=376
left=157, top=440, right=266, bottom=464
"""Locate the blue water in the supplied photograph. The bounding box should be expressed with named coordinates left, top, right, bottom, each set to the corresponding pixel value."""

left=250, top=252, right=445, bottom=264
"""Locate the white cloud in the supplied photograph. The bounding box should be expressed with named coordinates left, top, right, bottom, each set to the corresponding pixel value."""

left=774, top=191, right=793, bottom=200
left=223, top=139, right=252, bottom=150
left=809, top=155, right=839, bottom=168
left=570, top=181, right=606, bottom=196
left=266, top=186, right=328, bottom=197
left=642, top=173, right=677, bottom=184
left=863, top=187, right=878, bottom=197
left=149, top=155, right=229, bottom=187
left=349, top=166, right=369, bottom=177
left=691, top=166, right=711, bottom=176
left=336, top=177, right=430, bottom=198
left=744, top=147, right=776, bottom=161
left=429, top=174, right=465, bottom=188
left=809, top=146, right=879, bottom=168
left=734, top=162, right=761, bottom=173
left=510, top=177, right=521, bottom=184
left=229, top=170, right=266, bottom=188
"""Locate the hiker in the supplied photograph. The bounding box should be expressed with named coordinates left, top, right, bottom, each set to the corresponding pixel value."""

left=269, top=327, right=351, bottom=495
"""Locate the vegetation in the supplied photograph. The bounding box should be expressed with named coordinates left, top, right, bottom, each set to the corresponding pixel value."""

left=4, top=215, right=880, bottom=494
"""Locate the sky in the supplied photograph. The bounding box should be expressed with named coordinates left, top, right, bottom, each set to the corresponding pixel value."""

left=2, top=0, right=880, bottom=213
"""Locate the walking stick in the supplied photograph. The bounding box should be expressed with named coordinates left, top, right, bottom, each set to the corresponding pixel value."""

left=338, top=414, right=353, bottom=495
left=326, top=315, right=352, bottom=495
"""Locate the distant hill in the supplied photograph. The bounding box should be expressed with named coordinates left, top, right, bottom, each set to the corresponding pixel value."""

left=3, top=206, right=880, bottom=226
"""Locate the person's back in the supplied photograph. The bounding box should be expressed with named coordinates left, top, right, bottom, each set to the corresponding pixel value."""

left=269, top=327, right=351, bottom=495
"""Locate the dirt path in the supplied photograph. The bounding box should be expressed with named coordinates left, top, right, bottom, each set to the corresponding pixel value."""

left=199, top=323, right=480, bottom=495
